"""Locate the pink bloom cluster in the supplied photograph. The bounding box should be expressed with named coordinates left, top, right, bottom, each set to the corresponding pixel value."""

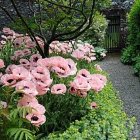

left=0, top=28, right=106, bottom=63
left=0, top=28, right=44, bottom=61
left=49, top=40, right=98, bottom=63
left=70, top=69, right=107, bottom=97
left=0, top=59, right=7, bottom=109
left=49, top=41, right=72, bottom=54
left=71, top=42, right=96, bottom=62
left=0, top=55, right=78, bottom=126
left=0, top=28, right=107, bottom=127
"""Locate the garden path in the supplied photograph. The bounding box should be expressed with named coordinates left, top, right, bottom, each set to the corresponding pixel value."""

left=99, top=53, right=140, bottom=139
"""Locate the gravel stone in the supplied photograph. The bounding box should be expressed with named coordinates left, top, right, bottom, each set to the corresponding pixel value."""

left=99, top=53, right=140, bottom=139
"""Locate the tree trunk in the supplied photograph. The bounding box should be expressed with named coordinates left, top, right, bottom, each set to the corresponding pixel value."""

left=44, top=43, right=50, bottom=58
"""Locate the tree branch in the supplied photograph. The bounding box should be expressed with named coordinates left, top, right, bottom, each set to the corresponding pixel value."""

left=0, top=6, right=15, bottom=22
left=56, top=0, right=96, bottom=41
left=10, top=0, right=45, bottom=57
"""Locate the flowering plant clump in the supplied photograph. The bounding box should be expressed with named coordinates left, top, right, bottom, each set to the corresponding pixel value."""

left=0, top=28, right=109, bottom=139
left=49, top=40, right=107, bottom=62
left=0, top=28, right=106, bottom=65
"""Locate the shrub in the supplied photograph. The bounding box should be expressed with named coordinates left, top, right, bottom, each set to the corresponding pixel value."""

left=121, top=0, right=140, bottom=76
left=81, top=12, right=108, bottom=48
left=121, top=45, right=137, bottom=64
left=133, top=55, right=140, bottom=76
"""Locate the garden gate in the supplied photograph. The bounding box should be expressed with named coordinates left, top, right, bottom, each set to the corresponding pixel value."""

left=102, top=8, right=126, bottom=52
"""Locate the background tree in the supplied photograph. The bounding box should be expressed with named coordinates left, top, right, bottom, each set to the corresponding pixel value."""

left=0, top=0, right=110, bottom=57
left=0, top=0, right=98, bottom=57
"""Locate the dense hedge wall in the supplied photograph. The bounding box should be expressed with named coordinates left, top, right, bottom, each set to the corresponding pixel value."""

left=121, top=0, right=140, bottom=76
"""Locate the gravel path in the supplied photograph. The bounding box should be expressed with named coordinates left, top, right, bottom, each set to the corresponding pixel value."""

left=99, top=53, right=140, bottom=139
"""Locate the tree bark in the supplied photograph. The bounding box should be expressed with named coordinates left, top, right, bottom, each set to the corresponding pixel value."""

left=44, top=43, right=50, bottom=57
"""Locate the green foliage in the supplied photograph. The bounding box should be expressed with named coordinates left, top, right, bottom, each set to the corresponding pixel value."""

left=127, top=0, right=140, bottom=48
left=121, top=0, right=140, bottom=76
left=44, top=82, right=135, bottom=140
left=7, top=128, right=35, bottom=140
left=94, top=47, right=107, bottom=60
left=0, top=86, right=35, bottom=140
left=81, top=12, right=108, bottom=48
left=121, top=46, right=137, bottom=64
left=0, top=41, right=15, bottom=66
left=133, top=55, right=140, bottom=76
left=96, top=0, right=111, bottom=10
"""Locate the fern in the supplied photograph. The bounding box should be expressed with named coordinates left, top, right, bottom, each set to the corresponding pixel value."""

left=7, top=128, right=35, bottom=140
left=9, top=106, right=32, bottom=119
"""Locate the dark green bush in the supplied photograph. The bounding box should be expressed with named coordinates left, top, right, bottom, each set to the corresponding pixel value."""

left=121, top=45, right=137, bottom=64
left=121, top=0, right=140, bottom=75
left=133, top=55, right=140, bottom=76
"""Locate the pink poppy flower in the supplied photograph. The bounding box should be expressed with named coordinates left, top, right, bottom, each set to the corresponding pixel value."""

left=94, top=64, right=102, bottom=71
left=0, top=59, right=5, bottom=69
left=19, top=59, right=30, bottom=69
left=66, top=59, right=77, bottom=76
left=90, top=102, right=97, bottom=109
left=71, top=49, right=85, bottom=60
left=18, top=95, right=38, bottom=107
left=13, top=37, right=24, bottom=47
left=26, top=113, right=46, bottom=127
left=25, top=37, right=36, bottom=48
left=16, top=80, right=38, bottom=96
left=79, top=45, right=90, bottom=53
left=91, top=74, right=107, bottom=85
left=22, top=49, right=31, bottom=56
left=70, top=77, right=91, bottom=92
left=31, top=66, right=50, bottom=80
left=0, top=101, right=7, bottom=108
left=51, top=64, right=70, bottom=77
left=88, top=75, right=107, bottom=92
left=14, top=50, right=24, bottom=57
left=48, top=57, right=72, bottom=77
left=30, top=54, right=42, bottom=64
left=2, top=28, right=15, bottom=36
left=1, top=74, right=17, bottom=86
left=33, top=77, right=52, bottom=95
left=12, top=66, right=31, bottom=81
left=37, top=58, right=51, bottom=69
left=77, top=91, right=88, bottom=98
left=76, top=69, right=91, bottom=80
left=36, top=85, right=50, bottom=95
left=51, top=84, right=67, bottom=94
left=28, top=102, right=46, bottom=115
left=69, top=86, right=77, bottom=94
left=5, top=64, right=17, bottom=74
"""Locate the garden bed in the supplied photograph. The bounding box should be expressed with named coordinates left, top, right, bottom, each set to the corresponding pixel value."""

left=0, top=28, right=135, bottom=140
